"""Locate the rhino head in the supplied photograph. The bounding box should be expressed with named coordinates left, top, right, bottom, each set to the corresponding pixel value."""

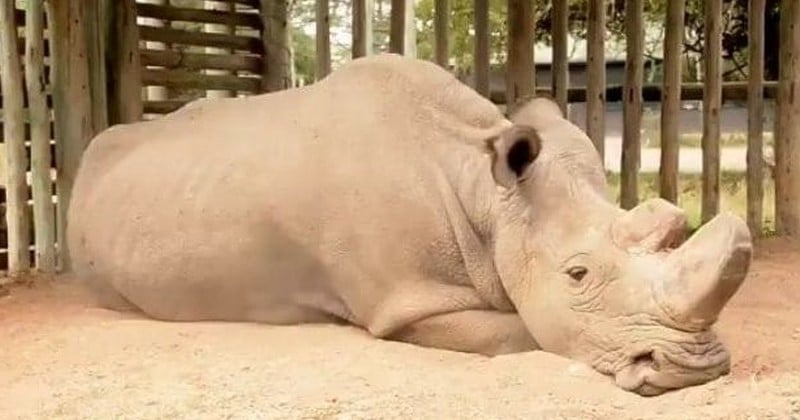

left=484, top=98, right=751, bottom=396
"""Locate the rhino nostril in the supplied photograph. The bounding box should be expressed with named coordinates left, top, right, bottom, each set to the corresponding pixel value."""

left=632, top=351, right=658, bottom=370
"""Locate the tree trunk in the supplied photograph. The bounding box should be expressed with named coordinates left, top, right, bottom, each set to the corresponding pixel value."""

left=621, top=0, right=643, bottom=210
left=585, top=0, right=605, bottom=161
left=775, top=0, right=800, bottom=235
left=25, top=0, right=57, bottom=274
left=261, top=0, right=292, bottom=91
left=659, top=0, right=684, bottom=204
left=315, top=0, right=331, bottom=79
left=474, top=0, right=489, bottom=97
left=434, top=0, right=448, bottom=67
left=505, top=0, right=534, bottom=114
left=747, top=0, right=765, bottom=236
left=701, top=0, right=722, bottom=223
left=50, top=1, right=99, bottom=271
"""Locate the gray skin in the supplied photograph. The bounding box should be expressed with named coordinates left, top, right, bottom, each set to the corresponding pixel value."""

left=66, top=54, right=752, bottom=397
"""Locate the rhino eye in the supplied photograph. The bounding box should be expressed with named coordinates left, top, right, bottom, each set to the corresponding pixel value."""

left=567, top=266, right=588, bottom=282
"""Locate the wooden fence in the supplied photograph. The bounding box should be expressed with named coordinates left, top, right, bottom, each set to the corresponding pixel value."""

left=0, top=0, right=799, bottom=277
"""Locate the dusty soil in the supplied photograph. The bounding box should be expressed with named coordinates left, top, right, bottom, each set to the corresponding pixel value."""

left=1, top=238, right=799, bottom=419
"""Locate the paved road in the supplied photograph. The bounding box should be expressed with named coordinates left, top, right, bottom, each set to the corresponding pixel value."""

left=602, top=136, right=761, bottom=173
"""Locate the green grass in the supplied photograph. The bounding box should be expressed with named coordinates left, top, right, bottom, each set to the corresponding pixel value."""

left=605, top=171, right=776, bottom=235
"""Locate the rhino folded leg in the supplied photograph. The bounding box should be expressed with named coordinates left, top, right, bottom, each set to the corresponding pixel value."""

left=385, top=310, right=540, bottom=356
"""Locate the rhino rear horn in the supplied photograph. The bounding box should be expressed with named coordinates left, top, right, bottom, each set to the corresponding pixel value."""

left=484, top=125, right=542, bottom=189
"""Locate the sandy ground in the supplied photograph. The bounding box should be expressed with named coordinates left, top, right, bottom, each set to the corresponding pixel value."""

left=1, top=238, right=799, bottom=419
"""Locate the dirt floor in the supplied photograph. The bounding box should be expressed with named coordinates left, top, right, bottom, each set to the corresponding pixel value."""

left=1, top=238, right=799, bottom=419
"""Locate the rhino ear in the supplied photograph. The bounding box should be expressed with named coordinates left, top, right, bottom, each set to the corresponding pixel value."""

left=484, top=125, right=542, bottom=189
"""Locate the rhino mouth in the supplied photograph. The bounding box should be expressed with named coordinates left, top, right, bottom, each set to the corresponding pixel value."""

left=613, top=334, right=731, bottom=396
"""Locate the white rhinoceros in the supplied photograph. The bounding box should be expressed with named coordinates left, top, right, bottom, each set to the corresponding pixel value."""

left=66, top=54, right=752, bottom=396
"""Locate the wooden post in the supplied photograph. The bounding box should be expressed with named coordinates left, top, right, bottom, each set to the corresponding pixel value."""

left=261, top=0, right=292, bottom=91
left=434, top=0, right=448, bottom=67
left=0, top=0, right=32, bottom=275
left=352, top=0, right=373, bottom=58
left=659, top=0, right=684, bottom=204
left=775, top=0, right=800, bottom=235
left=551, top=0, right=568, bottom=115
left=586, top=0, right=605, bottom=162
left=107, top=0, right=143, bottom=125
left=620, top=0, right=643, bottom=210
left=404, top=0, right=416, bottom=57
left=474, top=0, right=490, bottom=97
left=701, top=0, right=722, bottom=223
left=747, top=0, right=765, bottom=235
left=25, top=0, right=57, bottom=274
left=86, top=0, right=109, bottom=132
left=49, top=2, right=95, bottom=270
left=205, top=1, right=234, bottom=98
left=389, top=0, right=407, bottom=54
left=315, top=0, right=331, bottom=79
left=505, top=0, right=535, bottom=114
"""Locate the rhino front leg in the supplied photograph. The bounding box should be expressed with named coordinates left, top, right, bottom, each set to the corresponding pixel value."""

left=386, top=310, right=540, bottom=356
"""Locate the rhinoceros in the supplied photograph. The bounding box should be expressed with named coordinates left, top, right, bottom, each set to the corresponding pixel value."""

left=67, top=54, right=752, bottom=396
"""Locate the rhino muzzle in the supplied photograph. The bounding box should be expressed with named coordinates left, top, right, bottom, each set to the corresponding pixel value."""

left=612, top=211, right=752, bottom=396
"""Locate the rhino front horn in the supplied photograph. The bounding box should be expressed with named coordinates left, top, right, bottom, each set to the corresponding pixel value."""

left=657, top=212, right=753, bottom=331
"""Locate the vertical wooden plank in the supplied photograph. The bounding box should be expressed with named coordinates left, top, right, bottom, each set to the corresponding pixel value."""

left=0, top=0, right=32, bottom=275
left=701, top=0, right=722, bottom=223
left=107, top=0, right=143, bottom=125
left=747, top=0, right=765, bottom=235
left=205, top=1, right=234, bottom=98
left=659, top=0, right=684, bottom=204
left=474, top=0, right=490, bottom=97
left=315, top=0, right=331, bottom=79
left=389, top=0, right=407, bottom=54
left=261, top=0, right=292, bottom=91
left=434, top=0, right=449, bottom=67
left=775, top=0, right=800, bottom=235
left=620, top=0, right=643, bottom=210
left=505, top=0, right=535, bottom=114
left=551, top=0, right=568, bottom=115
left=352, top=0, right=374, bottom=58
left=586, top=0, right=605, bottom=162
left=25, top=0, right=57, bottom=274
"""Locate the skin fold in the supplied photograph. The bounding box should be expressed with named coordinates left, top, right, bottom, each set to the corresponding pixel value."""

left=66, top=54, right=752, bottom=396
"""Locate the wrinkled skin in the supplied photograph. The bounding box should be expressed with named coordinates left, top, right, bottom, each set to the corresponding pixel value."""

left=67, top=54, right=751, bottom=397
left=497, top=98, right=751, bottom=395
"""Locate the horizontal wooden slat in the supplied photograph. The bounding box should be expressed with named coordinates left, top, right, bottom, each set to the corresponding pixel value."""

left=135, top=3, right=262, bottom=29
left=144, top=100, right=189, bottom=114
left=141, top=49, right=262, bottom=73
left=139, top=26, right=263, bottom=53
left=142, top=69, right=261, bottom=91
left=489, top=81, right=780, bottom=104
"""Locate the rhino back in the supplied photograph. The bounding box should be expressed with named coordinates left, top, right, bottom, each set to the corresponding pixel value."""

left=67, top=55, right=508, bottom=329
